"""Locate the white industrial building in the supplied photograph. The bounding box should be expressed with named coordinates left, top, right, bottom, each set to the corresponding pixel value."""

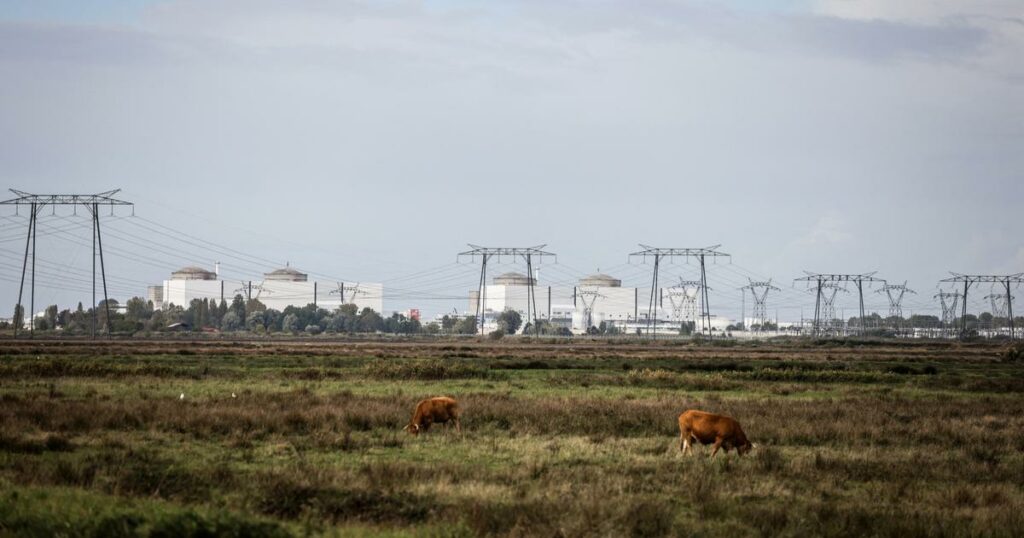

left=468, top=271, right=734, bottom=335
left=150, top=265, right=383, bottom=313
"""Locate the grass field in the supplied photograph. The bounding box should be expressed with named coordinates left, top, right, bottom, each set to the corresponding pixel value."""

left=1, top=338, right=1023, bottom=537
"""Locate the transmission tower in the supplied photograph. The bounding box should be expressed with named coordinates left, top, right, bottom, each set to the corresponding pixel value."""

left=666, top=279, right=707, bottom=334
left=629, top=245, right=729, bottom=338
left=940, top=273, right=1022, bottom=339
left=1, top=189, right=133, bottom=338
left=234, top=281, right=272, bottom=302
left=876, top=281, right=916, bottom=331
left=329, top=282, right=368, bottom=306
left=983, top=286, right=1014, bottom=335
left=795, top=272, right=883, bottom=337
left=666, top=288, right=686, bottom=322
left=458, top=245, right=555, bottom=335
left=575, top=287, right=606, bottom=332
left=740, top=278, right=780, bottom=331
left=934, top=291, right=960, bottom=338
left=818, top=283, right=849, bottom=336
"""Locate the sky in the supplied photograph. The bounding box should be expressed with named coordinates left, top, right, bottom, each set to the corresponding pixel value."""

left=0, top=0, right=1021, bottom=321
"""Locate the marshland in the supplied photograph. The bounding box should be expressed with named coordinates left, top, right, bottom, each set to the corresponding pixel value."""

left=1, top=338, right=1022, bottom=536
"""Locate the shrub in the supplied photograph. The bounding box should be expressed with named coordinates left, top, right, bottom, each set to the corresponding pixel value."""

left=362, top=359, right=491, bottom=380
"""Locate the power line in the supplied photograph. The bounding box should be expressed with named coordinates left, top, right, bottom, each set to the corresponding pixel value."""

left=629, top=245, right=730, bottom=338
left=939, top=273, right=1022, bottom=339
left=0, top=189, right=133, bottom=338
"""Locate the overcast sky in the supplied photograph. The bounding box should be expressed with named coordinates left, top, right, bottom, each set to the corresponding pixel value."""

left=1, top=0, right=1021, bottom=319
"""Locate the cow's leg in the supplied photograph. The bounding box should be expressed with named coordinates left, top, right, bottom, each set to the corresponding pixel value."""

left=454, top=416, right=462, bottom=433
left=710, top=438, right=723, bottom=458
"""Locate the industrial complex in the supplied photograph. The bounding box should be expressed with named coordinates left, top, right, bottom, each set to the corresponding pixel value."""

left=148, top=264, right=383, bottom=314
left=467, top=270, right=733, bottom=335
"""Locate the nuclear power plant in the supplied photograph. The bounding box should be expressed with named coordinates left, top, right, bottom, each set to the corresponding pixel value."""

left=149, top=264, right=383, bottom=313
left=467, top=271, right=734, bottom=335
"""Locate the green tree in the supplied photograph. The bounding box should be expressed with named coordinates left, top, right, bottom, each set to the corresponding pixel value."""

left=263, top=309, right=282, bottom=332
left=441, top=315, right=457, bottom=334
left=58, top=309, right=71, bottom=329
left=229, top=295, right=246, bottom=321
left=246, top=310, right=266, bottom=332
left=497, top=310, right=522, bottom=334
left=187, top=299, right=206, bottom=328
left=245, top=298, right=266, bottom=316
left=44, top=304, right=58, bottom=330
left=217, top=299, right=228, bottom=323
left=454, top=316, right=478, bottom=335
left=125, top=297, right=153, bottom=323
left=358, top=308, right=384, bottom=332
left=147, top=309, right=166, bottom=331
left=281, top=313, right=299, bottom=334
left=97, top=299, right=120, bottom=331
left=72, top=302, right=86, bottom=327
left=221, top=311, right=243, bottom=331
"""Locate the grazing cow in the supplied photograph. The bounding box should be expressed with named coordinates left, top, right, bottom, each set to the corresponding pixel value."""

left=678, top=409, right=753, bottom=457
left=404, top=396, right=461, bottom=436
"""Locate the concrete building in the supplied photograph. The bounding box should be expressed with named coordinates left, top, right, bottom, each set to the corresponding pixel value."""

left=160, top=265, right=224, bottom=310
left=152, top=264, right=383, bottom=313
left=468, top=270, right=735, bottom=335
left=570, top=273, right=640, bottom=332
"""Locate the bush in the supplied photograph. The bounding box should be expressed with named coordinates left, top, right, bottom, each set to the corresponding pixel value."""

left=363, top=359, right=491, bottom=380
left=257, top=473, right=433, bottom=524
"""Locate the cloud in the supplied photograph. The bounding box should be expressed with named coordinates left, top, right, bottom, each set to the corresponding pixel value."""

left=813, top=0, right=1023, bottom=79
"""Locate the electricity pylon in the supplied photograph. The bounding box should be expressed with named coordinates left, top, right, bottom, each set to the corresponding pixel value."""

left=934, top=291, right=960, bottom=338
left=984, top=286, right=1014, bottom=335
left=630, top=245, right=729, bottom=339
left=740, top=278, right=780, bottom=331
left=1, top=189, right=133, bottom=338
left=876, top=281, right=916, bottom=332
left=819, top=283, right=849, bottom=336
left=667, top=279, right=707, bottom=334
left=458, top=245, right=555, bottom=335
left=575, top=287, right=606, bottom=332
left=940, top=273, right=1023, bottom=339
left=877, top=281, right=916, bottom=319
left=329, top=282, right=367, bottom=306
left=795, top=272, right=885, bottom=337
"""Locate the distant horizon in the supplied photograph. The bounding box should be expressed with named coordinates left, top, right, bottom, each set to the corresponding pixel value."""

left=2, top=192, right=1019, bottom=324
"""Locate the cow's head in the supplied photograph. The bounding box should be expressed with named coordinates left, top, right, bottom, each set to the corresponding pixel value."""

left=738, top=441, right=754, bottom=455
left=403, top=422, right=421, bottom=436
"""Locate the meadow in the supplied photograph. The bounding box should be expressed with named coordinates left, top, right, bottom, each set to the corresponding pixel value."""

left=1, top=338, right=1023, bottom=537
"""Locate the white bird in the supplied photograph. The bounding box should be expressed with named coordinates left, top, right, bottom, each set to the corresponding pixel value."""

left=179, top=393, right=185, bottom=400
left=231, top=393, right=237, bottom=398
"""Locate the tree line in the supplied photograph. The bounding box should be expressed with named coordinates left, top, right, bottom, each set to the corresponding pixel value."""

left=5, top=295, right=476, bottom=336
left=8, top=296, right=1020, bottom=337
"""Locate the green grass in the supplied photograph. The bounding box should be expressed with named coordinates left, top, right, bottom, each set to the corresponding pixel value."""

left=2, top=340, right=1023, bottom=536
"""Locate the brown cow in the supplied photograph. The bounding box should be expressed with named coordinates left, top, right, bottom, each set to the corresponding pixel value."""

left=403, top=396, right=461, bottom=436
left=678, top=409, right=753, bottom=457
